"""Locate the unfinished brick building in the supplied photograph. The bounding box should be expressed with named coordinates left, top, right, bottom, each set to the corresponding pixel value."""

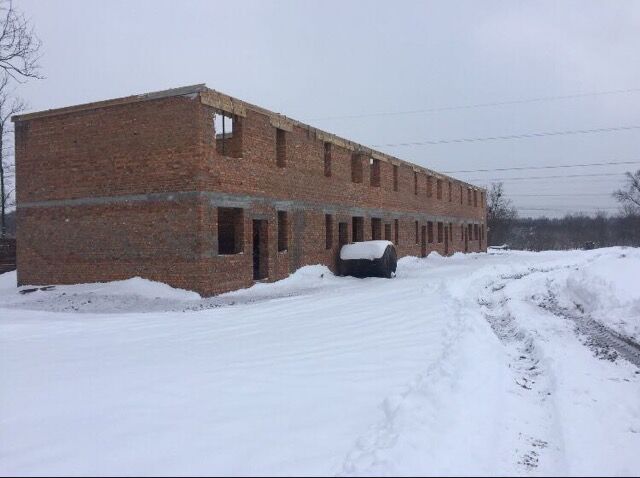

left=14, top=84, right=487, bottom=296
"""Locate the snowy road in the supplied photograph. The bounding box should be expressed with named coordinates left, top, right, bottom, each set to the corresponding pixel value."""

left=1, top=248, right=639, bottom=476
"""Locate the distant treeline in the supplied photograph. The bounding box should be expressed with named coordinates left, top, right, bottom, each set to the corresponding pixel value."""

left=489, top=213, right=640, bottom=251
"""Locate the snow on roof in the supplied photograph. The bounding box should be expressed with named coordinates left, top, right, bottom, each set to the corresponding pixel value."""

left=340, top=240, right=394, bottom=261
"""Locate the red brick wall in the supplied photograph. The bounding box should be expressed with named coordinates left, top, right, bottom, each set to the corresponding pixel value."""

left=15, top=89, right=487, bottom=296
left=15, top=96, right=201, bottom=202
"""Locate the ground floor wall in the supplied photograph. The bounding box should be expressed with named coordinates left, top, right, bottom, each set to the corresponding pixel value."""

left=17, top=191, right=486, bottom=296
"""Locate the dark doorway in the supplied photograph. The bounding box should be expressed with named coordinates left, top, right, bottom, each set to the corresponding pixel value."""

left=252, top=219, right=268, bottom=280
left=352, top=217, right=364, bottom=242
left=444, top=227, right=449, bottom=255
left=371, top=218, right=382, bottom=240
left=464, top=227, right=469, bottom=252
left=449, top=223, right=453, bottom=249
left=421, top=225, right=427, bottom=257
left=338, top=222, right=349, bottom=247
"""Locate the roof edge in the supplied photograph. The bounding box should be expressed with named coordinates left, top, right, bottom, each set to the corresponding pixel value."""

left=11, top=83, right=207, bottom=122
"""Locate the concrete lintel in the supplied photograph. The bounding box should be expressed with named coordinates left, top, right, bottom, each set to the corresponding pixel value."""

left=270, top=115, right=294, bottom=132
left=200, top=90, right=247, bottom=117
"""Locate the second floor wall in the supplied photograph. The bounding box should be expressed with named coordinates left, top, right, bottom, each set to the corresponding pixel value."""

left=196, top=102, right=486, bottom=222
left=15, top=86, right=486, bottom=223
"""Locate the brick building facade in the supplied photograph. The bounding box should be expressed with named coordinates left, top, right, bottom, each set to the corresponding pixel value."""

left=14, top=84, right=487, bottom=296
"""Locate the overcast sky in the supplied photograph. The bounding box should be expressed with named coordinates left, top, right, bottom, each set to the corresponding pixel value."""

left=18, top=0, right=640, bottom=217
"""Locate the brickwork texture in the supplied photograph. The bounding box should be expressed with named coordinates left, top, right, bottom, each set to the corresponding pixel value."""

left=14, top=85, right=487, bottom=296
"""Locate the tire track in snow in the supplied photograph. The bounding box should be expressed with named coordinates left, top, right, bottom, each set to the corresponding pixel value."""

left=338, top=265, right=573, bottom=476
left=489, top=259, right=640, bottom=475
left=535, top=287, right=640, bottom=368
left=479, top=268, right=568, bottom=474
left=478, top=257, right=640, bottom=474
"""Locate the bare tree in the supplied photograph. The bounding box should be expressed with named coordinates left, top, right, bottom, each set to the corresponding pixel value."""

left=487, top=182, right=518, bottom=246
left=613, top=170, right=640, bottom=216
left=0, top=0, right=41, bottom=81
left=0, top=74, right=24, bottom=237
left=0, top=0, right=41, bottom=237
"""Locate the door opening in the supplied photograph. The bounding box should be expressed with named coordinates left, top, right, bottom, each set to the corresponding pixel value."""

left=252, top=219, right=268, bottom=280
left=444, top=227, right=449, bottom=255
left=421, top=225, right=427, bottom=257
left=338, top=222, right=349, bottom=247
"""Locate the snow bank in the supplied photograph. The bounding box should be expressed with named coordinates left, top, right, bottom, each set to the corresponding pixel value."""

left=340, top=240, right=393, bottom=260
left=2, top=274, right=201, bottom=301
left=0, top=265, right=358, bottom=314
left=219, top=264, right=341, bottom=300
left=0, top=269, right=16, bottom=293
left=555, top=248, right=640, bottom=341
left=75, top=276, right=202, bottom=300
left=0, top=274, right=201, bottom=314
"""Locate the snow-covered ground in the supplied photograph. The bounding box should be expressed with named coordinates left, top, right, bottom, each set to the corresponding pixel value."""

left=1, top=248, right=639, bottom=476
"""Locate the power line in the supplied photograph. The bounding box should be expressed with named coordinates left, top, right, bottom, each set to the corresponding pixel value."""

left=442, top=159, right=640, bottom=174
left=510, top=193, right=612, bottom=197
left=476, top=182, right=623, bottom=189
left=469, top=172, right=627, bottom=182
left=518, top=207, right=620, bottom=211
left=517, top=204, right=619, bottom=208
left=513, top=201, right=619, bottom=208
left=308, top=87, right=640, bottom=121
left=372, top=124, right=640, bottom=147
